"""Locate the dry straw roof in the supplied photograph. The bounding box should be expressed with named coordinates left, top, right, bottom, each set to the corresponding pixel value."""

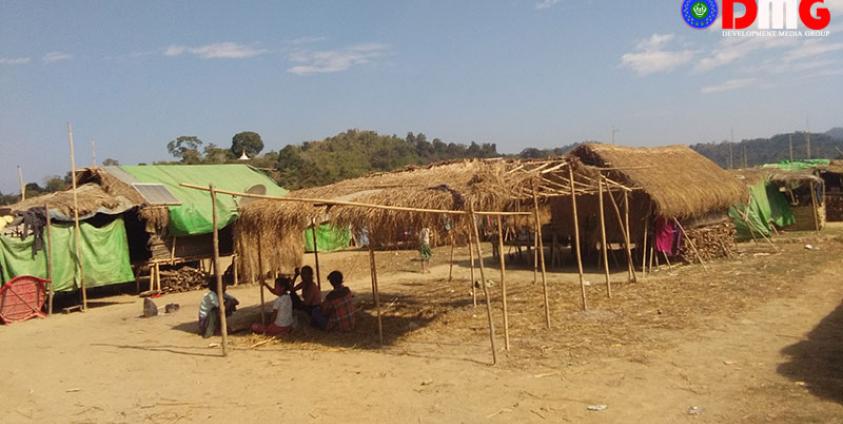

left=3, top=183, right=138, bottom=220
left=570, top=143, right=745, bottom=219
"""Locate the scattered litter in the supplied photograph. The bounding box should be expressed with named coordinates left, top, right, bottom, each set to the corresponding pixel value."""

left=752, top=253, right=770, bottom=257
left=723, top=360, right=737, bottom=366
left=584, top=280, right=592, bottom=286
left=533, top=371, right=561, bottom=379
left=795, top=381, right=807, bottom=387
left=208, top=343, right=219, bottom=348
left=687, top=406, right=704, bottom=415
left=420, top=379, right=433, bottom=386
left=587, top=404, right=608, bottom=412
left=486, top=408, right=512, bottom=418
left=804, top=244, right=814, bottom=250
left=65, top=388, right=81, bottom=393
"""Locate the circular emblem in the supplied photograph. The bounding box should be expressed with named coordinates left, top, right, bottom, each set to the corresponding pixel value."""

left=682, top=0, right=718, bottom=29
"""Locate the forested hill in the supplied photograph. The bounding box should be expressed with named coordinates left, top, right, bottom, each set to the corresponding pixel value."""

left=274, top=130, right=498, bottom=189
left=690, top=128, right=843, bottom=169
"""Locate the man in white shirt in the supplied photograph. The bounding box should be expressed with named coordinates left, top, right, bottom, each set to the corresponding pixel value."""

left=250, top=276, right=295, bottom=336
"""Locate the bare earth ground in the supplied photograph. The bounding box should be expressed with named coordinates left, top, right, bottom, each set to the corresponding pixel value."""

left=1, top=225, right=842, bottom=423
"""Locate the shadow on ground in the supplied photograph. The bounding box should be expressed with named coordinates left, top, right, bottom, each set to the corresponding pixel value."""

left=778, top=299, right=843, bottom=404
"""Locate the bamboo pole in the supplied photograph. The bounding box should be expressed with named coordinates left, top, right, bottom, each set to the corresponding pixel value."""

left=673, top=218, right=708, bottom=271
left=310, top=220, right=322, bottom=291
left=810, top=181, right=820, bottom=232
left=568, top=166, right=588, bottom=311
left=623, top=191, right=636, bottom=283
left=67, top=123, right=86, bottom=311
left=662, top=251, right=672, bottom=270
left=531, top=182, right=551, bottom=328
left=232, top=254, right=239, bottom=287
left=155, top=263, right=161, bottom=292
left=604, top=180, right=637, bottom=283
left=17, top=165, right=25, bottom=201
left=45, top=204, right=54, bottom=315
left=179, top=183, right=532, bottom=217
left=640, top=212, right=649, bottom=279
left=210, top=184, right=229, bottom=356
left=257, top=231, right=266, bottom=328
left=469, top=203, right=497, bottom=365
left=468, top=225, right=477, bottom=307
left=447, top=231, right=455, bottom=282
left=597, top=178, right=612, bottom=298
left=367, top=239, right=384, bottom=345
left=496, top=215, right=510, bottom=350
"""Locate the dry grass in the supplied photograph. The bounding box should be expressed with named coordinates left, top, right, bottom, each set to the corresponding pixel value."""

left=572, top=143, right=745, bottom=219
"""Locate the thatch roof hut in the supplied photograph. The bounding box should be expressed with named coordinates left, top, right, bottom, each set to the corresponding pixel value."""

left=569, top=143, right=745, bottom=219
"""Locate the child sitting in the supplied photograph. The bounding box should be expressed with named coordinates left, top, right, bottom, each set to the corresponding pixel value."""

left=198, top=279, right=239, bottom=339
left=251, top=276, right=295, bottom=336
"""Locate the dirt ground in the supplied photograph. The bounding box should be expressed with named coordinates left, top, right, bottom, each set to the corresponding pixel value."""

left=1, top=224, right=842, bottom=423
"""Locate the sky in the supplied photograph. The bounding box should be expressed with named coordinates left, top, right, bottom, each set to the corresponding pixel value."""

left=1, top=0, right=843, bottom=193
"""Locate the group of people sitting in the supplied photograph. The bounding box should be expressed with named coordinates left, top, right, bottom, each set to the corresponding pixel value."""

left=197, top=265, right=355, bottom=338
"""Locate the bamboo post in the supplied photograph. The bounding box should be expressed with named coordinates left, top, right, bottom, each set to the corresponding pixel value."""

left=674, top=218, right=708, bottom=271
left=67, top=123, right=86, bottom=311
left=640, top=212, right=649, bottom=279
left=568, top=166, right=588, bottom=311
left=662, top=251, right=672, bottom=270
left=468, top=225, right=477, bottom=307
left=17, top=165, right=25, bottom=201
left=469, top=203, right=497, bottom=365
left=597, top=178, right=612, bottom=298
left=232, top=254, right=239, bottom=287
left=45, top=204, right=54, bottom=315
left=155, top=262, right=161, bottom=292
left=810, top=181, right=820, bottom=232
left=367, top=238, right=384, bottom=345
left=623, top=191, right=636, bottom=282
left=311, top=220, right=322, bottom=291
left=531, top=182, right=551, bottom=329
left=605, top=180, right=637, bottom=283
left=257, top=231, right=266, bottom=327
left=210, top=184, right=229, bottom=356
left=496, top=215, right=510, bottom=350
left=447, top=231, right=455, bottom=282
left=148, top=264, right=154, bottom=292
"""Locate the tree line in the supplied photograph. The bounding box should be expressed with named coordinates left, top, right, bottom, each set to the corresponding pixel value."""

left=690, top=128, right=843, bottom=169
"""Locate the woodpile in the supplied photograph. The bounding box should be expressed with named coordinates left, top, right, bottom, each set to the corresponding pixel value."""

left=827, top=191, right=843, bottom=221
left=158, top=266, right=208, bottom=293
left=678, top=221, right=736, bottom=263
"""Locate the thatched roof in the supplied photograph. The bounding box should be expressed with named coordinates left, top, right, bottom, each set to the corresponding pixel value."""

left=570, top=143, right=745, bottom=219
left=733, top=167, right=822, bottom=187
left=2, top=183, right=138, bottom=221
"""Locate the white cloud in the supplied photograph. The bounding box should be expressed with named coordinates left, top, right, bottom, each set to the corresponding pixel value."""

left=535, top=0, right=561, bottom=10
left=700, top=78, right=756, bottom=94
left=164, top=42, right=268, bottom=59
left=287, top=43, right=389, bottom=75
left=42, top=51, right=72, bottom=63
left=696, top=36, right=795, bottom=72
left=284, top=36, right=327, bottom=45
left=783, top=40, right=843, bottom=62
left=620, top=34, right=694, bottom=76
left=0, top=56, right=30, bottom=65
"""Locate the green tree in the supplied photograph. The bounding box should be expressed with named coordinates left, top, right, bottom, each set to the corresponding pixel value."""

left=204, top=143, right=233, bottom=164
left=102, top=158, right=120, bottom=166
left=167, top=136, right=204, bottom=164
left=231, top=131, right=264, bottom=158
left=44, top=175, right=67, bottom=192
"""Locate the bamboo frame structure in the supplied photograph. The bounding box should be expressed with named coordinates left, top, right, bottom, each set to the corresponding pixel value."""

left=597, top=178, right=612, bottom=298
left=810, top=181, right=820, bottom=233
left=604, top=178, right=636, bottom=283
left=67, top=123, right=87, bottom=311
left=496, top=215, right=510, bottom=351
left=531, top=182, right=551, bottom=328
left=568, top=166, right=588, bottom=311
left=468, top=228, right=477, bottom=307
left=17, top=165, right=25, bottom=202
left=447, top=232, right=455, bottom=282
left=640, top=210, right=649, bottom=279
left=257, top=231, right=267, bottom=328
left=623, top=191, right=635, bottom=282
left=469, top=203, right=497, bottom=365
left=45, top=203, right=54, bottom=315
left=210, top=184, right=229, bottom=356
left=367, top=239, right=384, bottom=345
left=310, top=220, right=322, bottom=291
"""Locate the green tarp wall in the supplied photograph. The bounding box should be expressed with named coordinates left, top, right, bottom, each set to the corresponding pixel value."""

left=729, top=180, right=795, bottom=240
left=762, top=159, right=831, bottom=171
left=118, top=165, right=288, bottom=237
left=0, top=217, right=135, bottom=291
left=304, top=224, right=352, bottom=253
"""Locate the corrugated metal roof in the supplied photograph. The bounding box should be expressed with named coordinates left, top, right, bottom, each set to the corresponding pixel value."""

left=131, top=183, right=181, bottom=206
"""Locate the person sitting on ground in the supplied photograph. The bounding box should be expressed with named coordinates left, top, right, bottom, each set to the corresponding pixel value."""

left=198, top=279, right=239, bottom=339
left=251, top=276, right=295, bottom=336
left=290, top=266, right=322, bottom=313
left=313, top=270, right=355, bottom=331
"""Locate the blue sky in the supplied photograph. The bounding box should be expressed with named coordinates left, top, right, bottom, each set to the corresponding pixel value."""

left=2, top=0, right=842, bottom=193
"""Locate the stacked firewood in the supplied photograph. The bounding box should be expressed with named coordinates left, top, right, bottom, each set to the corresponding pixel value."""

left=678, top=222, right=736, bottom=263
left=159, top=267, right=208, bottom=293
left=825, top=191, right=843, bottom=221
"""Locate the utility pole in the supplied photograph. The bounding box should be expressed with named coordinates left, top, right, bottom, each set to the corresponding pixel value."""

left=789, top=133, right=794, bottom=161
left=17, top=165, right=25, bottom=201
left=806, top=117, right=811, bottom=159
left=729, top=128, right=735, bottom=169
left=743, top=145, right=748, bottom=168
left=611, top=127, right=619, bottom=145
left=91, top=139, right=97, bottom=167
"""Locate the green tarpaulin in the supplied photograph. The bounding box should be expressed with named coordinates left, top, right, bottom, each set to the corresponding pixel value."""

left=117, top=165, right=288, bottom=236
left=305, top=224, right=351, bottom=253
left=729, top=180, right=795, bottom=240
left=0, top=217, right=135, bottom=291
left=762, top=159, right=831, bottom=171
